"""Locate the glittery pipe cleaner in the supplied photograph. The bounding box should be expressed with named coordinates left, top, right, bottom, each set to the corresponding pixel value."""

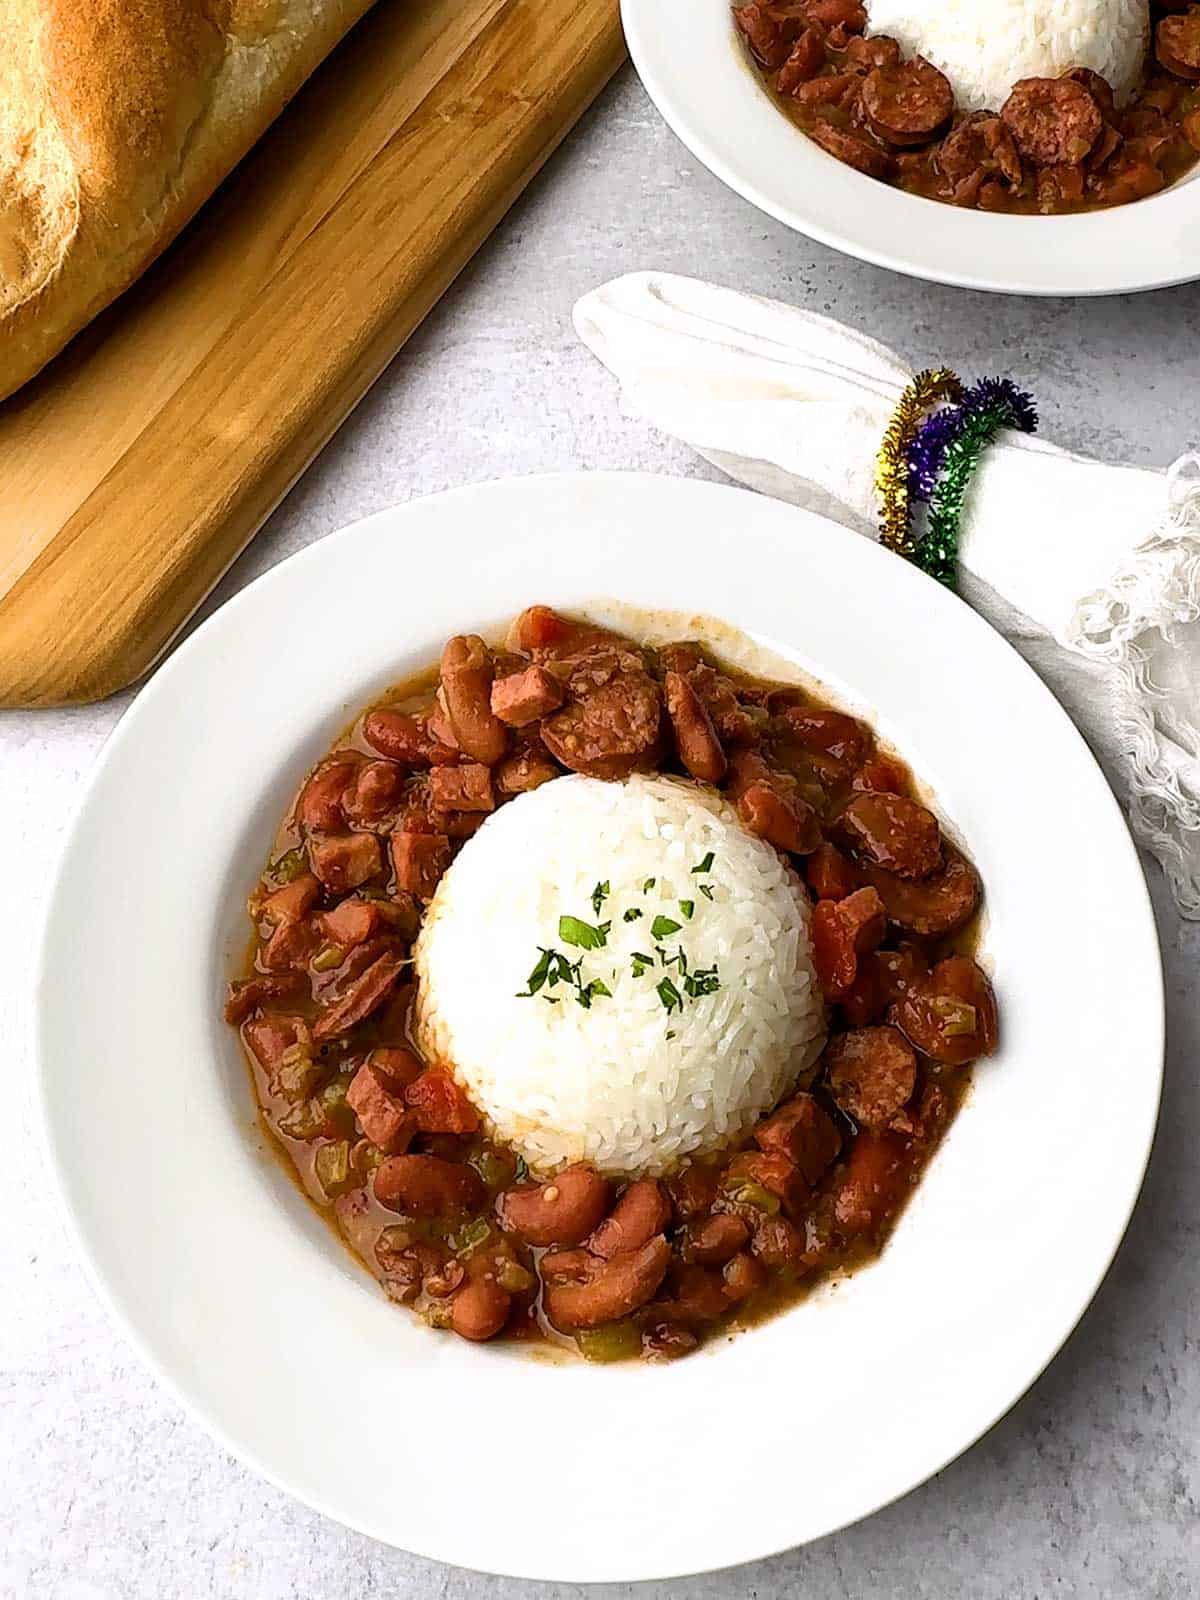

left=915, top=382, right=1038, bottom=589
left=907, top=378, right=1038, bottom=505
left=875, top=369, right=963, bottom=556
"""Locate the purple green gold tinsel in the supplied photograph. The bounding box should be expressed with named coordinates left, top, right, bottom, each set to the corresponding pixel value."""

left=913, top=379, right=1038, bottom=587
left=876, top=373, right=1038, bottom=589
left=875, top=368, right=962, bottom=557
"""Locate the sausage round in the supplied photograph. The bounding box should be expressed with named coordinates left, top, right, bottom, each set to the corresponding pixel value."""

left=1001, top=77, right=1102, bottom=166
left=664, top=671, right=727, bottom=783
left=497, top=1164, right=611, bottom=1246
left=860, top=849, right=981, bottom=938
left=824, top=1025, right=917, bottom=1129
left=1157, top=8, right=1200, bottom=81
left=836, top=791, right=942, bottom=879
left=891, top=955, right=999, bottom=1066
left=540, top=659, right=663, bottom=780
left=807, top=121, right=896, bottom=180
left=862, top=57, right=954, bottom=147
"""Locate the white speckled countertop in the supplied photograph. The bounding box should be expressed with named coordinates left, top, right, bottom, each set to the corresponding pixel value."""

left=2, top=69, right=1198, bottom=1600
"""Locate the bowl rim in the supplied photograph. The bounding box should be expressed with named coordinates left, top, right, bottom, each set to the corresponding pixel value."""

left=34, top=471, right=1165, bottom=1581
left=621, top=0, right=1200, bottom=297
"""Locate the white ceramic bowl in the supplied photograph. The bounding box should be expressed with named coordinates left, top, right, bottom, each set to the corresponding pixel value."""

left=622, top=0, right=1200, bottom=295
left=36, top=473, right=1162, bottom=1581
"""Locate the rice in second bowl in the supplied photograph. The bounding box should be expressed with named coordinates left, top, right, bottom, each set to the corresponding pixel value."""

left=414, top=774, right=826, bottom=1176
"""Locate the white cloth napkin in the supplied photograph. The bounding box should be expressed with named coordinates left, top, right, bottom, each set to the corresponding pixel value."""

left=574, top=271, right=1200, bottom=919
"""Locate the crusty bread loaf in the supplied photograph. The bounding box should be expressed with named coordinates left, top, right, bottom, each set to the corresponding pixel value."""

left=0, top=0, right=376, bottom=401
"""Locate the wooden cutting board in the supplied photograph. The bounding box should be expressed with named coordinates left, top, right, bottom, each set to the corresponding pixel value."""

left=0, top=0, right=623, bottom=707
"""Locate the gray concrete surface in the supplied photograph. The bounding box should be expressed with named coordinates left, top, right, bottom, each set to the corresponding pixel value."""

left=2, top=67, right=1198, bottom=1599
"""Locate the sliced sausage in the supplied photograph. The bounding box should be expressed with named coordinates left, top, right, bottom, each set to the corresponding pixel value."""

left=497, top=1165, right=611, bottom=1246
left=836, top=792, right=942, bottom=879
left=490, top=665, right=564, bottom=726
left=374, top=1153, right=485, bottom=1216
left=733, top=1, right=798, bottom=68
left=665, top=1161, right=720, bottom=1222
left=723, top=1150, right=808, bottom=1215
left=807, top=120, right=896, bottom=179
left=261, top=918, right=318, bottom=972
left=451, top=1280, right=512, bottom=1342
left=495, top=749, right=561, bottom=795
left=891, top=954, right=998, bottom=1065
left=362, top=709, right=456, bottom=768
left=803, top=0, right=866, bottom=29
left=586, top=1179, right=671, bottom=1259
left=833, top=1129, right=908, bottom=1235
left=1064, top=66, right=1117, bottom=120
left=842, top=33, right=901, bottom=73
left=937, top=113, right=1023, bottom=188
left=1001, top=77, right=1102, bottom=166
left=390, top=831, right=452, bottom=900
left=541, top=1235, right=672, bottom=1331
left=258, top=872, right=321, bottom=927
left=243, top=1012, right=309, bottom=1071
left=738, top=780, right=821, bottom=855
left=347, top=1061, right=413, bottom=1153
left=775, top=706, right=868, bottom=781
left=428, top=763, right=495, bottom=814
left=806, top=841, right=859, bottom=901
left=223, top=972, right=304, bottom=1026
left=824, top=1025, right=917, bottom=1129
left=313, top=951, right=406, bottom=1040
left=812, top=886, right=886, bottom=1001
left=308, top=832, right=383, bottom=895
left=776, top=28, right=826, bottom=95
left=540, top=657, right=662, bottom=780
left=440, top=636, right=508, bottom=765
left=320, top=894, right=419, bottom=952
left=862, top=57, right=954, bottom=147
left=851, top=752, right=909, bottom=794
left=1158, top=8, right=1200, bottom=80
left=860, top=849, right=981, bottom=937
left=664, top=670, right=727, bottom=783
left=754, top=1092, right=842, bottom=1185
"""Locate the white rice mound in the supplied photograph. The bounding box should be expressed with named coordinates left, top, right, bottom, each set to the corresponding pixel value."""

left=866, top=0, right=1149, bottom=111
left=413, top=774, right=826, bottom=1177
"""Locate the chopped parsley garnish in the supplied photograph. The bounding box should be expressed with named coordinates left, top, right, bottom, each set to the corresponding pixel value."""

left=643, top=878, right=656, bottom=893
left=691, top=852, right=715, bottom=875
left=591, top=881, right=610, bottom=916
left=577, top=979, right=612, bottom=1010
left=631, top=951, right=654, bottom=978
left=699, top=883, right=714, bottom=901
left=623, top=907, right=643, bottom=923
left=651, top=915, right=682, bottom=941
left=514, top=1156, right=528, bottom=1183
left=559, top=914, right=610, bottom=951
left=678, top=899, right=695, bottom=920
left=684, top=965, right=721, bottom=999
left=657, top=976, right=683, bottom=1015
left=517, top=947, right=580, bottom=997
left=666, top=1031, right=676, bottom=1041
